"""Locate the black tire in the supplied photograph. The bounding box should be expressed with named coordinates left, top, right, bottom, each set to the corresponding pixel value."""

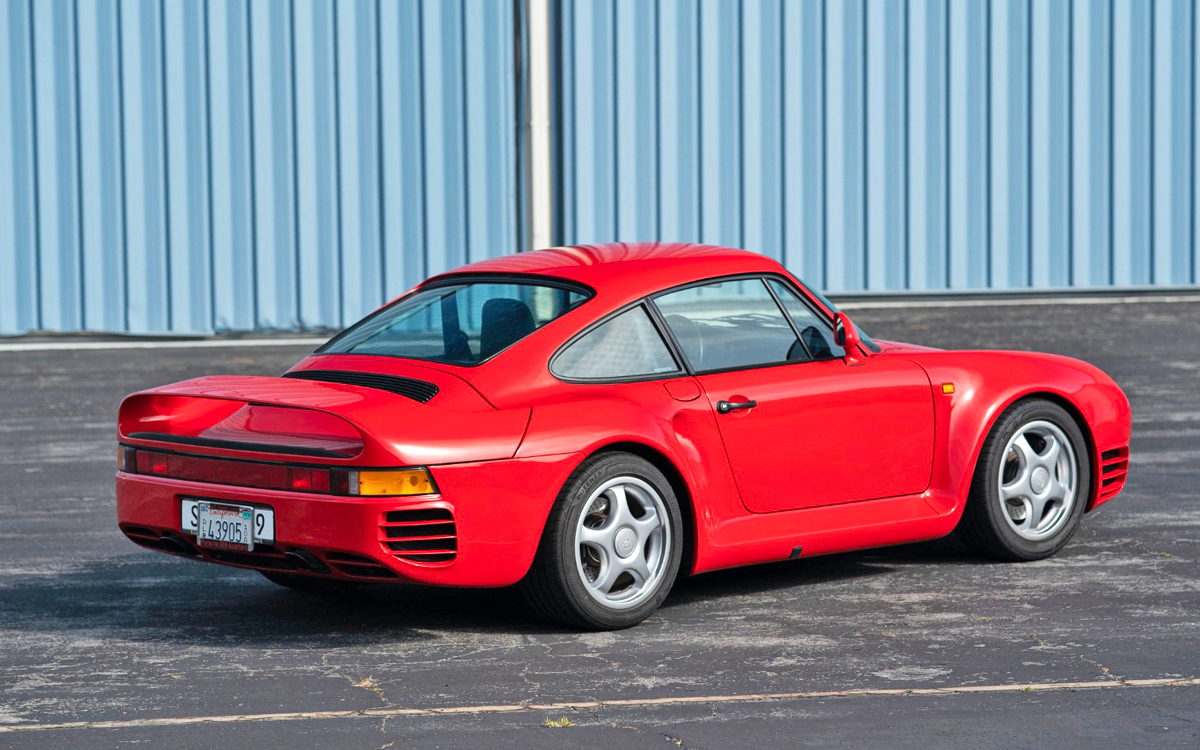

left=520, top=452, right=684, bottom=630
left=957, top=398, right=1092, bottom=561
left=260, top=570, right=364, bottom=595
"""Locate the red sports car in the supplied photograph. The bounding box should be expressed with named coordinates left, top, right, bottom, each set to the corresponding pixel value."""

left=116, top=243, right=1131, bottom=629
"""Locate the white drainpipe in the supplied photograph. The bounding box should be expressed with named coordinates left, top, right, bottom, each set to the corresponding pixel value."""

left=524, top=0, right=553, bottom=251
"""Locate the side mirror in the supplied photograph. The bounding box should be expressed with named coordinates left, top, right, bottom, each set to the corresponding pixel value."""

left=833, top=312, right=866, bottom=366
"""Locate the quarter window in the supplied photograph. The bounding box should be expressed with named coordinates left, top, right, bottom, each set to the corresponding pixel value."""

left=653, top=278, right=802, bottom=372
left=553, top=306, right=678, bottom=380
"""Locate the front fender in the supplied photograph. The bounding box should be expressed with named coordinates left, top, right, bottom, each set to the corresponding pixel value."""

left=910, top=351, right=1131, bottom=530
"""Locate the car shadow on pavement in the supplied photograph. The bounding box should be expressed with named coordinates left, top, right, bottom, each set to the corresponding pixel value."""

left=666, top=534, right=975, bottom=609
left=2, top=535, right=982, bottom=643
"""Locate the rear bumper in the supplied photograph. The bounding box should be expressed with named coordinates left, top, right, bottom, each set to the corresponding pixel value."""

left=115, top=452, right=582, bottom=587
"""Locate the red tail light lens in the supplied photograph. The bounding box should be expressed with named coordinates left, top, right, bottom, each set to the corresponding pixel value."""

left=120, top=446, right=333, bottom=494
left=287, top=467, right=330, bottom=493
left=136, top=450, right=169, bottom=475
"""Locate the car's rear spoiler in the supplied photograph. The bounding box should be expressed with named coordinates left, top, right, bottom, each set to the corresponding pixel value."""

left=118, top=375, right=531, bottom=466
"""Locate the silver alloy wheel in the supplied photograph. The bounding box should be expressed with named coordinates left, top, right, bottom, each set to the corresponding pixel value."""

left=574, top=476, right=672, bottom=611
left=997, top=420, right=1079, bottom=541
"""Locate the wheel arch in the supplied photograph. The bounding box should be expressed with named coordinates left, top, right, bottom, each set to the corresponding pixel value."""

left=999, top=391, right=1098, bottom=510
left=963, top=390, right=1100, bottom=519
left=587, top=441, right=698, bottom=577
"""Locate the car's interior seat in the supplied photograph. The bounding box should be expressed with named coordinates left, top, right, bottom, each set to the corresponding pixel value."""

left=479, top=299, right=536, bottom=359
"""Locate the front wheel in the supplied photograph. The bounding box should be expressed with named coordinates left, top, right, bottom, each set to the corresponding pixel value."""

left=520, top=452, right=684, bottom=630
left=957, top=399, right=1091, bottom=561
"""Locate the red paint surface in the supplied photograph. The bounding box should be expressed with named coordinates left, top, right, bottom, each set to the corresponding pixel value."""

left=116, top=243, right=1132, bottom=586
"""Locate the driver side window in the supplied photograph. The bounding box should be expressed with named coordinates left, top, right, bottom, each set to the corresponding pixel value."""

left=653, top=278, right=804, bottom=372
left=765, top=279, right=844, bottom=359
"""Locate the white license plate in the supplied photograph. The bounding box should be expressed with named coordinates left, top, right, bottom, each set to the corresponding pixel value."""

left=182, top=498, right=274, bottom=548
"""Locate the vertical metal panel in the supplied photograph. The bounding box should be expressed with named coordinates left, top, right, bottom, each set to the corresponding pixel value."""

left=294, top=0, right=339, bottom=329
left=698, top=0, right=741, bottom=247
left=782, top=0, right=825, bottom=287
left=908, top=0, right=949, bottom=290
left=249, top=0, right=296, bottom=329
left=1071, top=0, right=1113, bottom=287
left=164, top=0, right=212, bottom=331
left=742, top=0, right=782, bottom=263
left=656, top=0, right=699, bottom=243
left=1, top=0, right=41, bottom=334
left=78, top=0, right=126, bottom=332
left=554, top=0, right=1200, bottom=294
left=208, top=0, right=257, bottom=332
left=825, top=0, right=866, bottom=290
left=947, top=0, right=989, bottom=290
left=120, top=0, right=170, bottom=331
left=32, top=0, right=81, bottom=330
left=866, top=0, right=907, bottom=290
left=1030, top=0, right=1071, bottom=288
left=614, top=0, right=657, bottom=240
left=379, top=0, right=426, bottom=295
left=335, top=0, right=381, bottom=325
left=1154, top=0, right=1194, bottom=286
left=0, top=0, right=520, bottom=335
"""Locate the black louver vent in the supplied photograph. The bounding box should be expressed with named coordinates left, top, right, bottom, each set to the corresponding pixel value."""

left=283, top=370, right=439, bottom=403
left=380, top=508, right=457, bottom=564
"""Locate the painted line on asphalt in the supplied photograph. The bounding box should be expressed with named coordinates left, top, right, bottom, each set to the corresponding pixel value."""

left=0, top=338, right=328, bottom=352
left=2, top=677, right=1196, bottom=733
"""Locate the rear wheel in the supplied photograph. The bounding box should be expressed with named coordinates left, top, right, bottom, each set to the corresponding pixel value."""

left=957, top=399, right=1091, bottom=561
left=521, top=452, right=683, bottom=630
left=260, top=570, right=363, bottom=595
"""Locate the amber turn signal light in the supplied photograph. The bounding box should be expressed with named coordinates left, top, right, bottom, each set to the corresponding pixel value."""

left=343, top=468, right=436, bottom=497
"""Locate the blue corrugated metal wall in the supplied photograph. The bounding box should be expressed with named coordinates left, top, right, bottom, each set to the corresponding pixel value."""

left=4, top=1, right=1200, bottom=336
left=554, top=0, right=1200, bottom=294
left=0, top=0, right=519, bottom=335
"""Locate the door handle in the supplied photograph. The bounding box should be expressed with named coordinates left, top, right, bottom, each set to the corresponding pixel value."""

left=717, top=399, right=757, bottom=414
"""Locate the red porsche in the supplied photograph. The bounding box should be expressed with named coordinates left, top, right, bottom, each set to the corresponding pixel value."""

left=116, top=243, right=1131, bottom=629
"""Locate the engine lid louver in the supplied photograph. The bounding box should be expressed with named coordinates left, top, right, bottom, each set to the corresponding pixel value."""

left=283, top=369, right=439, bottom=403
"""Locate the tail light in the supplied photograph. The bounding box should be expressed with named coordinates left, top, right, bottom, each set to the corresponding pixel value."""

left=118, top=445, right=434, bottom=497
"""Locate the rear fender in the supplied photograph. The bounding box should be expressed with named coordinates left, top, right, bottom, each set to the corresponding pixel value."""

left=515, top=382, right=741, bottom=575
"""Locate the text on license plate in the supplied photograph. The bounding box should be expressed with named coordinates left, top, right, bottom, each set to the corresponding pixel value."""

left=182, top=498, right=274, bottom=547
left=196, top=503, right=255, bottom=551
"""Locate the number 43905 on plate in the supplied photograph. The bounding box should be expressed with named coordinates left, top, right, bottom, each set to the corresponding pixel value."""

left=196, top=502, right=255, bottom=552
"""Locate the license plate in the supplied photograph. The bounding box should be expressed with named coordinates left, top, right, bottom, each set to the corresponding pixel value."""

left=182, top=499, right=275, bottom=549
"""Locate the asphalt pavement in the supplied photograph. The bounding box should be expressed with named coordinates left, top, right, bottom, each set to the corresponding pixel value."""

left=1, top=297, right=1198, bottom=749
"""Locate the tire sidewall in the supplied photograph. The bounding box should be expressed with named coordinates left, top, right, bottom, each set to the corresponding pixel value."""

left=976, top=401, right=1092, bottom=560
left=552, top=454, right=684, bottom=629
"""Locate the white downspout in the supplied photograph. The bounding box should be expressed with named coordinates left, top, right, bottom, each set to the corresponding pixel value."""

left=525, top=0, right=553, bottom=251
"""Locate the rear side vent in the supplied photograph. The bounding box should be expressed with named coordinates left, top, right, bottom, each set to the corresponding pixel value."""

left=380, top=508, right=457, bottom=564
left=283, top=370, right=439, bottom=403
left=1098, top=445, right=1129, bottom=502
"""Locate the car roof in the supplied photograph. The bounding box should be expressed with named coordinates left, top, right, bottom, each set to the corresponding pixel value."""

left=424, top=242, right=788, bottom=300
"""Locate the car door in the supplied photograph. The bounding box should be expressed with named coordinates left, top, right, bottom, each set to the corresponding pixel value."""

left=652, top=276, right=935, bottom=514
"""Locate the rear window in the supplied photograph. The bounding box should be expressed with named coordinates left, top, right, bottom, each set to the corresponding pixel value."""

left=320, top=281, right=589, bottom=364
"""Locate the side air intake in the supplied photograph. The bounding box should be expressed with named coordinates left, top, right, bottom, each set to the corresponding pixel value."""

left=380, top=508, right=457, bottom=564
left=283, top=370, right=439, bottom=403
